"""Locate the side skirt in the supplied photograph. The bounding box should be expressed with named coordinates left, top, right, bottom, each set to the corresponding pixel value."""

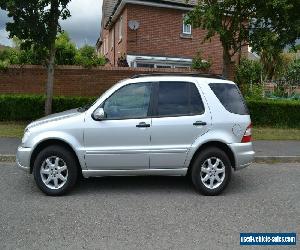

left=82, top=168, right=188, bottom=178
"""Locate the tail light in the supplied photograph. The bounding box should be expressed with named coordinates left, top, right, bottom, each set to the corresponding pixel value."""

left=241, top=124, right=252, bottom=143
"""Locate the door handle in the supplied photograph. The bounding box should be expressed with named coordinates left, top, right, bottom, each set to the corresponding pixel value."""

left=193, top=121, right=207, bottom=126
left=136, top=122, right=151, bottom=128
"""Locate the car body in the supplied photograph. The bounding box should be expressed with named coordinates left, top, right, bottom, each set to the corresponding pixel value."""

left=17, top=74, right=255, bottom=195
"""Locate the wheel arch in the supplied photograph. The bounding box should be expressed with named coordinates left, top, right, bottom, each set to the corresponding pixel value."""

left=30, top=139, right=82, bottom=174
left=187, top=141, right=236, bottom=174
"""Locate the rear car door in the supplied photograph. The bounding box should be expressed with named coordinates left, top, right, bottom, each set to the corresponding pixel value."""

left=150, top=81, right=211, bottom=169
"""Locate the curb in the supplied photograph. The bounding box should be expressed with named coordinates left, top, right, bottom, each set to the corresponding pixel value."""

left=254, top=156, right=300, bottom=163
left=1, top=155, right=300, bottom=164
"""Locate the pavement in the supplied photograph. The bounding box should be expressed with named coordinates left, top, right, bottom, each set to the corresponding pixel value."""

left=0, top=138, right=299, bottom=162
left=0, top=162, right=299, bottom=249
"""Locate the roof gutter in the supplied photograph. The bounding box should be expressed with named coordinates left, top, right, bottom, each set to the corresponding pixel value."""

left=105, top=0, right=194, bottom=29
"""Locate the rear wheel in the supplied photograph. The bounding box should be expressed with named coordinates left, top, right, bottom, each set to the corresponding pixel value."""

left=33, top=145, right=78, bottom=196
left=191, top=147, right=232, bottom=196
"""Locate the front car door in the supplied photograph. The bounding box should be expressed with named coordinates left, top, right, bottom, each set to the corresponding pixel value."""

left=150, top=81, right=211, bottom=169
left=84, top=82, right=153, bottom=170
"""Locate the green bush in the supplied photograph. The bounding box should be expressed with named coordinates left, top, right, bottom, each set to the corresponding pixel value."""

left=0, top=95, right=96, bottom=121
left=0, top=95, right=300, bottom=128
left=246, top=99, right=300, bottom=128
left=192, top=50, right=212, bottom=71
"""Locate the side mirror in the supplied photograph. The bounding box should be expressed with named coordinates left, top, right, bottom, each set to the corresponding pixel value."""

left=92, top=108, right=106, bottom=121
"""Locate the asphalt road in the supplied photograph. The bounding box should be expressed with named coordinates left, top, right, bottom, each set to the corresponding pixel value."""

left=0, top=163, right=299, bottom=250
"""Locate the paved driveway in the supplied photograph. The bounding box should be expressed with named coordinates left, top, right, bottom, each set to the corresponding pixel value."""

left=0, top=163, right=299, bottom=250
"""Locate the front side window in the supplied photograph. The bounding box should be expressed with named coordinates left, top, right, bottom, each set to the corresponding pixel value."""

left=183, top=15, right=192, bottom=35
left=103, top=83, right=152, bottom=119
left=157, top=82, right=205, bottom=116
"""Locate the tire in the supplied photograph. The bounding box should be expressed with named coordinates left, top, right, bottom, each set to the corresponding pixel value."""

left=33, top=145, right=79, bottom=196
left=191, top=147, right=232, bottom=196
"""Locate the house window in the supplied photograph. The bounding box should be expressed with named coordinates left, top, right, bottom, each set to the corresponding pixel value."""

left=103, top=37, right=109, bottom=55
left=103, top=38, right=106, bottom=54
left=119, top=16, right=123, bottom=41
left=182, top=15, right=192, bottom=35
left=111, top=29, right=114, bottom=49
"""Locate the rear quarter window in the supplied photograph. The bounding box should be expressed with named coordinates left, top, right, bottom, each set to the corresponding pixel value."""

left=209, top=83, right=249, bottom=115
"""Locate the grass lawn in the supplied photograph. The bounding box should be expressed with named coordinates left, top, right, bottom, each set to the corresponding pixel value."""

left=0, top=122, right=299, bottom=140
left=0, top=122, right=27, bottom=138
left=253, top=127, right=300, bottom=140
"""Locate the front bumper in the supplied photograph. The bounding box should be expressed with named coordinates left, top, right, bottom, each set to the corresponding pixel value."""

left=16, top=146, right=32, bottom=173
left=229, top=142, right=255, bottom=170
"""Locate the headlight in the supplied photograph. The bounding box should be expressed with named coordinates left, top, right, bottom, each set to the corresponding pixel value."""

left=21, top=128, right=31, bottom=145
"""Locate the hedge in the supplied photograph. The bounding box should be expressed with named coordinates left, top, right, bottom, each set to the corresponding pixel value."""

left=247, top=99, right=300, bottom=128
left=0, top=95, right=300, bottom=128
left=0, top=95, right=96, bottom=121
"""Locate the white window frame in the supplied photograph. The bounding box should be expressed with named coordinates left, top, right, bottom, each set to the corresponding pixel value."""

left=182, top=15, right=192, bottom=35
left=119, top=16, right=123, bottom=41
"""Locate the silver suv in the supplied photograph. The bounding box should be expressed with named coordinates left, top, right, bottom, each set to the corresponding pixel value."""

left=17, top=74, right=255, bottom=196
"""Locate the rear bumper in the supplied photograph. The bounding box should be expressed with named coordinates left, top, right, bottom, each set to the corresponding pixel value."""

left=16, top=146, right=31, bottom=173
left=229, top=142, right=255, bottom=170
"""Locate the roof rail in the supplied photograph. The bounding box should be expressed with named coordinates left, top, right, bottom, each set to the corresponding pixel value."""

left=130, top=73, right=226, bottom=80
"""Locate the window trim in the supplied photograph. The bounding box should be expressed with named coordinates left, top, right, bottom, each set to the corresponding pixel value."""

left=92, top=82, right=155, bottom=121
left=151, top=81, right=205, bottom=118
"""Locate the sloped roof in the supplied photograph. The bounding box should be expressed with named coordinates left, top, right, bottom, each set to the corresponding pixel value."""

left=102, top=0, right=119, bottom=26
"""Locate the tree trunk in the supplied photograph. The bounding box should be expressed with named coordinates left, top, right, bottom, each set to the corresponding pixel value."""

left=45, top=45, right=56, bottom=115
left=222, top=49, right=231, bottom=79
left=45, top=0, right=59, bottom=116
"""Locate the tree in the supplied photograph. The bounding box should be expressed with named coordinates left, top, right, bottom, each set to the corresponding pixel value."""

left=75, top=45, right=106, bottom=68
left=0, top=0, right=72, bottom=115
left=55, top=32, right=76, bottom=65
left=187, top=0, right=300, bottom=78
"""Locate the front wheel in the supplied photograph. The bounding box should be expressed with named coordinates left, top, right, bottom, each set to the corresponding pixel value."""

left=33, top=145, right=78, bottom=196
left=191, top=147, right=232, bottom=196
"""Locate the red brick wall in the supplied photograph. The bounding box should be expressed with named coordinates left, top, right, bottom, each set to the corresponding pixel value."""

left=100, top=4, right=248, bottom=75
left=0, top=65, right=210, bottom=97
left=102, top=8, right=128, bottom=66
left=126, top=4, right=224, bottom=74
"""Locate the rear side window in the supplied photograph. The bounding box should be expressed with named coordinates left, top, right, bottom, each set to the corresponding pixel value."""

left=209, top=83, right=249, bottom=115
left=157, top=82, right=205, bottom=116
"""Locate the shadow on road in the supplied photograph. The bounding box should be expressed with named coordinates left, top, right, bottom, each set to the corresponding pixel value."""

left=69, top=173, right=247, bottom=196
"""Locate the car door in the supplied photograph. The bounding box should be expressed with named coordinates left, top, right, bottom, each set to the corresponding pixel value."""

left=150, top=81, right=211, bottom=169
left=84, top=82, right=153, bottom=170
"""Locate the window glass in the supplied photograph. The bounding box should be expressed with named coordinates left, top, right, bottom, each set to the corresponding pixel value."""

left=183, top=15, right=192, bottom=34
left=190, top=83, right=205, bottom=114
left=136, top=63, right=155, bottom=68
left=104, top=83, right=152, bottom=119
left=119, top=16, right=123, bottom=40
left=209, top=83, right=249, bottom=115
left=157, top=82, right=204, bottom=116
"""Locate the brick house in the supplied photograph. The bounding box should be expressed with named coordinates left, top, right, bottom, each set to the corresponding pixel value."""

left=97, top=0, right=247, bottom=74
